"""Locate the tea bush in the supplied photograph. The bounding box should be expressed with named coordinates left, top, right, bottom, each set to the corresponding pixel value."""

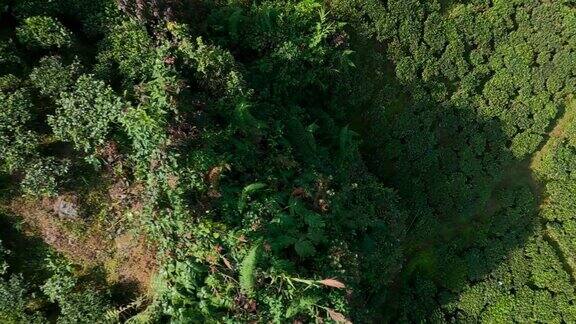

left=29, top=56, right=81, bottom=97
left=16, top=16, right=73, bottom=49
left=21, top=158, right=70, bottom=197
left=0, top=89, right=38, bottom=173
left=48, top=74, right=125, bottom=155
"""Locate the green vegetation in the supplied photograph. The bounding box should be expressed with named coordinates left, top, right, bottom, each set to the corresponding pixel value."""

left=49, top=74, right=124, bottom=155
left=16, top=16, right=73, bottom=49
left=1, top=0, right=576, bottom=322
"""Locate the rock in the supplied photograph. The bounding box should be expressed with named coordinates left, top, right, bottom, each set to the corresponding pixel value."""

left=53, top=197, right=79, bottom=219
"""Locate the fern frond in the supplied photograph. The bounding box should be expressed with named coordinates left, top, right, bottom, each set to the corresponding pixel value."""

left=238, top=182, right=267, bottom=212
left=239, top=245, right=260, bottom=296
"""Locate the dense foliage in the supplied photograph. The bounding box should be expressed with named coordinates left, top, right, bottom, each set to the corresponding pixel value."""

left=1, top=0, right=576, bottom=322
left=333, top=0, right=576, bottom=321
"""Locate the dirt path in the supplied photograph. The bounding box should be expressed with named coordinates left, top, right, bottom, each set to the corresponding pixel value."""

left=7, top=196, right=157, bottom=295
left=530, top=100, right=576, bottom=175
left=528, top=99, right=576, bottom=282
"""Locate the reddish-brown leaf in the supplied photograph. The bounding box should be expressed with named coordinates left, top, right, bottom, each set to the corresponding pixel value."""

left=327, top=309, right=352, bottom=324
left=222, top=256, right=233, bottom=270
left=318, top=278, right=346, bottom=289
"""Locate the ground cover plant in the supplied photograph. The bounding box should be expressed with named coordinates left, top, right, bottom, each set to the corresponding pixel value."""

left=1, top=0, right=576, bottom=322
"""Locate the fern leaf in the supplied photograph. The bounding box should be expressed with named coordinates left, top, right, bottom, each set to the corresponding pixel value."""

left=295, top=240, right=316, bottom=258
left=235, top=100, right=261, bottom=131
left=228, top=8, right=244, bottom=42
left=239, top=245, right=260, bottom=296
left=238, top=182, right=267, bottom=212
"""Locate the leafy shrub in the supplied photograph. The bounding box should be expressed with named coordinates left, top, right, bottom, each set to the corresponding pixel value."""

left=541, top=180, right=576, bottom=222
left=16, top=16, right=73, bottom=49
left=72, top=0, right=121, bottom=37
left=21, top=158, right=70, bottom=197
left=29, top=56, right=81, bottom=96
left=48, top=74, right=125, bottom=154
left=96, top=19, right=154, bottom=81
left=0, top=40, right=22, bottom=72
left=57, top=291, right=114, bottom=324
left=41, top=257, right=115, bottom=323
left=0, top=275, right=45, bottom=324
left=174, top=33, right=246, bottom=96
left=0, top=74, right=21, bottom=92
left=0, top=240, right=45, bottom=324
left=0, top=90, right=38, bottom=172
left=11, top=0, right=64, bottom=18
left=511, top=131, right=543, bottom=159
left=119, top=51, right=176, bottom=171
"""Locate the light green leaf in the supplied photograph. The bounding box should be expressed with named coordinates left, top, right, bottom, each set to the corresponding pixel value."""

left=238, top=182, right=267, bottom=213
left=239, top=245, right=260, bottom=296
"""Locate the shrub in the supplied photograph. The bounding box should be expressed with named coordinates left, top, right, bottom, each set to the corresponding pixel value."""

left=16, top=16, right=73, bottom=49
left=96, top=20, right=154, bottom=81
left=12, top=0, right=64, bottom=18
left=48, top=74, right=125, bottom=154
left=42, top=258, right=115, bottom=323
left=0, top=240, right=45, bottom=324
left=0, top=275, right=45, bottom=324
left=0, top=90, right=39, bottom=172
left=511, top=131, right=543, bottom=159
left=72, top=0, right=122, bottom=37
left=20, top=158, right=70, bottom=197
left=0, top=74, right=21, bottom=92
left=29, top=56, right=81, bottom=96
left=0, top=40, right=21, bottom=66
left=56, top=291, right=114, bottom=324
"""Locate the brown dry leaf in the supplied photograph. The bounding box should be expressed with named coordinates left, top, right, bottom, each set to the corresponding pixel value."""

left=327, top=309, right=352, bottom=324
left=318, top=278, right=346, bottom=289
left=222, top=256, right=233, bottom=270
left=164, top=56, right=176, bottom=65
left=150, top=158, right=160, bottom=170
left=207, top=188, right=222, bottom=198
left=207, top=166, right=223, bottom=185
left=292, top=187, right=306, bottom=197
left=167, top=173, right=179, bottom=189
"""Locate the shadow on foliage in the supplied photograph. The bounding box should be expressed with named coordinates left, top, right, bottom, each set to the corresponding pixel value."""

left=0, top=210, right=53, bottom=282
left=355, top=80, right=541, bottom=321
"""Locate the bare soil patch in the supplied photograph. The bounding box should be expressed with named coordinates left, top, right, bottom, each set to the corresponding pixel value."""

left=7, top=195, right=157, bottom=294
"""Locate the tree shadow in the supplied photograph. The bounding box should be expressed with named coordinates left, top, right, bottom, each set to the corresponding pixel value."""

left=355, top=80, right=541, bottom=321
left=0, top=210, right=53, bottom=282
